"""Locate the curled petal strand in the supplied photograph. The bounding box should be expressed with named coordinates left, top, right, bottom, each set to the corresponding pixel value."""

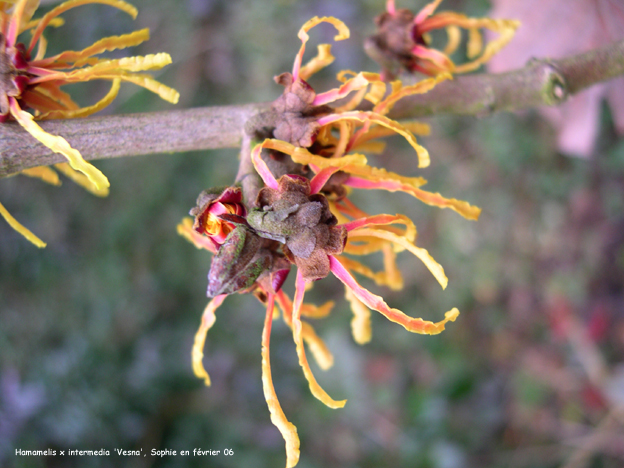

left=7, top=0, right=29, bottom=46
left=20, top=166, right=61, bottom=186
left=337, top=256, right=402, bottom=290
left=39, top=79, right=121, bottom=120
left=317, top=111, right=430, bottom=168
left=414, top=0, right=444, bottom=24
left=299, top=44, right=335, bottom=81
left=28, top=0, right=138, bottom=54
left=192, top=295, right=227, bottom=386
left=293, top=16, right=349, bottom=80
left=467, top=27, right=483, bottom=59
left=348, top=227, right=447, bottom=288
left=330, top=256, right=459, bottom=335
left=276, top=291, right=335, bottom=370
left=345, top=287, right=372, bottom=345
left=98, top=73, right=179, bottom=104
left=53, top=163, right=109, bottom=197
left=342, top=213, right=415, bottom=237
left=309, top=167, right=341, bottom=195
left=32, top=29, right=151, bottom=68
left=261, top=294, right=301, bottom=468
left=0, top=201, right=46, bottom=248
left=345, top=176, right=481, bottom=220
left=411, top=45, right=455, bottom=73
left=250, top=140, right=279, bottom=189
left=312, top=72, right=371, bottom=107
left=292, top=272, right=346, bottom=408
left=373, top=73, right=451, bottom=117
left=10, top=100, right=109, bottom=191
left=443, top=25, right=462, bottom=55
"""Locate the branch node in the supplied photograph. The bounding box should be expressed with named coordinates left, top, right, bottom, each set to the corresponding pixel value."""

left=542, top=62, right=568, bottom=106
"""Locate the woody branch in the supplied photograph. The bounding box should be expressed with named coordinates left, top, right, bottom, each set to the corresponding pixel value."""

left=1, top=39, right=623, bottom=179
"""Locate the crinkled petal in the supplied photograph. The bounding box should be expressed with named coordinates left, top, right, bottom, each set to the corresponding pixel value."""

left=20, top=166, right=61, bottom=186
left=299, top=44, right=335, bottom=81
left=317, top=111, right=430, bottom=168
left=344, top=238, right=392, bottom=256
left=349, top=121, right=431, bottom=152
left=261, top=294, right=301, bottom=468
left=345, top=175, right=481, bottom=220
left=31, top=53, right=173, bottom=83
left=292, top=272, right=346, bottom=408
left=309, top=166, right=341, bottom=195
left=7, top=0, right=29, bottom=46
left=345, top=287, right=372, bottom=345
left=330, top=256, right=459, bottom=335
left=293, top=16, right=349, bottom=80
left=348, top=227, right=447, bottom=288
left=20, top=89, right=69, bottom=113
left=419, top=13, right=520, bottom=73
left=33, top=29, right=150, bottom=68
left=39, top=79, right=121, bottom=120
left=412, top=44, right=455, bottom=73
left=342, top=213, right=416, bottom=240
left=467, top=27, right=483, bottom=59
left=312, top=72, right=373, bottom=107
left=0, top=200, right=46, bottom=248
left=443, top=25, right=462, bottom=55
left=250, top=140, right=279, bottom=189
left=337, top=254, right=403, bottom=290
left=28, top=0, right=138, bottom=54
left=54, top=162, right=109, bottom=197
left=27, top=82, right=79, bottom=111
left=276, top=290, right=334, bottom=370
left=192, top=295, right=227, bottom=386
left=97, top=72, right=180, bottom=104
left=373, top=73, right=451, bottom=116
left=414, top=0, right=444, bottom=24
left=10, top=100, right=109, bottom=191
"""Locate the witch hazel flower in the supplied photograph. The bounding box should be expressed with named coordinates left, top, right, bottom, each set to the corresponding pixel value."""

left=0, top=0, right=179, bottom=247
left=365, top=0, right=520, bottom=78
left=180, top=16, right=481, bottom=468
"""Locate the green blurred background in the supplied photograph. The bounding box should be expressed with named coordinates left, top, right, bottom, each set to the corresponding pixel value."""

left=2, top=0, right=624, bottom=467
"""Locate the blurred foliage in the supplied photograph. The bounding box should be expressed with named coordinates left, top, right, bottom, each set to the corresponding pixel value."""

left=2, top=1, right=624, bottom=467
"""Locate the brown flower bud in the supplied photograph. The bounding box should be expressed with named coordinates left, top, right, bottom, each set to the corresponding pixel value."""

left=248, top=175, right=346, bottom=281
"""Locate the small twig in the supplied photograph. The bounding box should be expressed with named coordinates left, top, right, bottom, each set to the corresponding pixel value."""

left=390, top=39, right=624, bottom=118
left=1, top=39, right=623, bottom=178
left=0, top=103, right=266, bottom=178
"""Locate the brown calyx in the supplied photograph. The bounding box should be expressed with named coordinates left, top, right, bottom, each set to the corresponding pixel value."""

left=251, top=175, right=346, bottom=281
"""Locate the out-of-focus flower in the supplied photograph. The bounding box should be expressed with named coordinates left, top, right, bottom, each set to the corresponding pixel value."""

left=487, top=0, right=624, bottom=157
left=0, top=0, right=179, bottom=247
left=180, top=16, right=479, bottom=468
left=365, top=0, right=519, bottom=79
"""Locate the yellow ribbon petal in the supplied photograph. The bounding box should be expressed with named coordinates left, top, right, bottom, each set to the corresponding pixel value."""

left=10, top=101, right=109, bottom=191
left=20, top=166, right=61, bottom=186
left=261, top=295, right=301, bottom=468
left=192, top=295, right=227, bottom=386
left=0, top=201, right=46, bottom=248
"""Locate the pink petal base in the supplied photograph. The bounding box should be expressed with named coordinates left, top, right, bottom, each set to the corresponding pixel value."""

left=329, top=256, right=459, bottom=335
left=292, top=271, right=346, bottom=408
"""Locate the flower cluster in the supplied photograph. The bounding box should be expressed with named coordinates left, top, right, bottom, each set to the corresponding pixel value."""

left=365, top=0, right=520, bottom=78
left=0, top=0, right=179, bottom=247
left=177, top=12, right=507, bottom=466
